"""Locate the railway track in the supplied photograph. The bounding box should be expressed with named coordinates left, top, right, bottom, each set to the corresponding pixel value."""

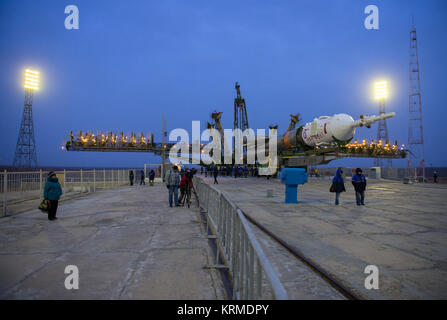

left=240, top=209, right=364, bottom=300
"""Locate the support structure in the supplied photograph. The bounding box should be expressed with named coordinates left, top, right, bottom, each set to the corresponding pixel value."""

left=408, top=22, right=425, bottom=180
left=162, top=114, right=167, bottom=180
left=13, top=88, right=38, bottom=168
left=234, top=82, right=249, bottom=155
left=374, top=98, right=391, bottom=167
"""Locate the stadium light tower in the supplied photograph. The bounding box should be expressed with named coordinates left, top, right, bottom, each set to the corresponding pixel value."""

left=374, top=81, right=391, bottom=167
left=13, top=69, right=39, bottom=168
left=375, top=81, right=388, bottom=100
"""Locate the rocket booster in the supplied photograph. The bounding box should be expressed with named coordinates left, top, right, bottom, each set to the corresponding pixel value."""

left=277, top=112, right=396, bottom=149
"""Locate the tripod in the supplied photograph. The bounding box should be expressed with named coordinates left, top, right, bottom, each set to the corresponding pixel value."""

left=180, top=182, right=199, bottom=208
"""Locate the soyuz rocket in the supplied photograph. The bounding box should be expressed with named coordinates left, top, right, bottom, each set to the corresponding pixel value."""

left=277, top=112, right=396, bottom=150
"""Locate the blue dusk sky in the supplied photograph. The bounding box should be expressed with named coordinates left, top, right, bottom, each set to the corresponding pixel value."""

left=0, top=0, right=446, bottom=168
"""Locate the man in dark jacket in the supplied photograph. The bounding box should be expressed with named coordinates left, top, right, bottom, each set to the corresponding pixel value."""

left=43, top=171, right=63, bottom=221
left=352, top=168, right=367, bottom=205
left=129, top=170, right=134, bottom=186
left=149, top=169, right=155, bottom=186
left=331, top=168, right=346, bottom=205
left=433, top=171, right=438, bottom=183
left=140, top=170, right=145, bottom=185
left=213, top=166, right=219, bottom=184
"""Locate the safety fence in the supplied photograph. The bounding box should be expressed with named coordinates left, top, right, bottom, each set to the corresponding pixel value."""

left=1, top=168, right=144, bottom=217
left=193, top=176, right=288, bottom=300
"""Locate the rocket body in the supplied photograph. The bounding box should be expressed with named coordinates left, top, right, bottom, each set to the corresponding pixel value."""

left=278, top=112, right=395, bottom=149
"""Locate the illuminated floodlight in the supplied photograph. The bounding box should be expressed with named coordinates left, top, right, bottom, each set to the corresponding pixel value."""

left=375, top=81, right=387, bottom=100
left=24, top=69, right=39, bottom=90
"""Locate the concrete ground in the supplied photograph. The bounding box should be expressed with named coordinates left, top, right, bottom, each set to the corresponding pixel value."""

left=201, top=175, right=447, bottom=300
left=0, top=184, right=226, bottom=299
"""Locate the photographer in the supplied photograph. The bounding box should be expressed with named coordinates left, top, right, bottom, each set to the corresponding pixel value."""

left=165, top=166, right=180, bottom=207
left=179, top=170, right=193, bottom=207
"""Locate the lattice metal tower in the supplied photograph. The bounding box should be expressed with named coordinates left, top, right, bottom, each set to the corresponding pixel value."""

left=13, top=69, right=39, bottom=168
left=234, top=82, right=249, bottom=132
left=374, top=82, right=391, bottom=167
left=408, top=23, right=425, bottom=179
left=234, top=82, right=249, bottom=155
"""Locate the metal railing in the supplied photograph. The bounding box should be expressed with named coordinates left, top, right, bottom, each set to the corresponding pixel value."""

left=193, top=176, right=288, bottom=300
left=1, top=168, right=147, bottom=217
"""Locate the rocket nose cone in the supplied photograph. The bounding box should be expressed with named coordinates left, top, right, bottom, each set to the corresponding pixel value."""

left=331, top=114, right=355, bottom=141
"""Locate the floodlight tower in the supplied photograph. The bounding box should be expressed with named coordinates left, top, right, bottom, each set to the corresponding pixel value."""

left=13, top=69, right=39, bottom=168
left=373, top=81, right=391, bottom=167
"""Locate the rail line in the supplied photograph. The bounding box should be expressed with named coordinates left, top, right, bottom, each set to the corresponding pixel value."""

left=239, top=209, right=364, bottom=300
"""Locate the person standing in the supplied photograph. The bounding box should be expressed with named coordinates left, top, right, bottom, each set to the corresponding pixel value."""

left=179, top=170, right=193, bottom=207
left=213, top=166, right=219, bottom=184
left=43, top=171, right=62, bottom=221
left=352, top=168, right=367, bottom=205
left=140, top=170, right=145, bottom=185
left=331, top=168, right=346, bottom=205
left=179, top=161, right=185, bottom=173
left=129, top=170, right=134, bottom=186
left=165, top=166, right=180, bottom=207
left=149, top=169, right=155, bottom=186
left=433, top=171, right=438, bottom=183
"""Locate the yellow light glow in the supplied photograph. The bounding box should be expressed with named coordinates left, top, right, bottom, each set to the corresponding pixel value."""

left=24, top=69, right=39, bottom=90
left=25, top=69, right=39, bottom=74
left=25, top=73, right=38, bottom=79
left=375, top=81, right=387, bottom=99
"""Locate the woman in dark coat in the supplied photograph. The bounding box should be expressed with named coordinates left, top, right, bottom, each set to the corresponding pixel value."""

left=331, top=168, right=346, bottom=205
left=43, top=171, right=63, bottom=221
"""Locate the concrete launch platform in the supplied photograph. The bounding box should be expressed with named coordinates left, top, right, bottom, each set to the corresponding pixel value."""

left=0, top=185, right=225, bottom=299
left=202, top=175, right=447, bottom=299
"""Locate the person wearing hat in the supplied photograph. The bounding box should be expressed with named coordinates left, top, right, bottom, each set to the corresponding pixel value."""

left=43, top=171, right=63, bottom=220
left=331, top=168, right=346, bottom=205
left=352, top=168, right=367, bottom=205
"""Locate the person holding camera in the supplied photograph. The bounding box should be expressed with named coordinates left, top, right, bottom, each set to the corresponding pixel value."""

left=179, top=170, right=193, bottom=207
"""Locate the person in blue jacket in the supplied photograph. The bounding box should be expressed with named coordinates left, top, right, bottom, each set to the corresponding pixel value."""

left=140, top=170, right=145, bottom=185
left=331, top=168, right=346, bottom=205
left=43, top=171, right=63, bottom=221
left=352, top=168, right=367, bottom=205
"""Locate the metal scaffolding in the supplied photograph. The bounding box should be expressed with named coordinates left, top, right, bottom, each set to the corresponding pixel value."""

left=408, top=22, right=425, bottom=179
left=374, top=96, right=391, bottom=167
left=234, top=82, right=249, bottom=156
left=13, top=88, right=38, bottom=168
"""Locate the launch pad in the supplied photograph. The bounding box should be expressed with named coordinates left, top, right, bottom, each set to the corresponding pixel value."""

left=200, top=176, right=447, bottom=299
